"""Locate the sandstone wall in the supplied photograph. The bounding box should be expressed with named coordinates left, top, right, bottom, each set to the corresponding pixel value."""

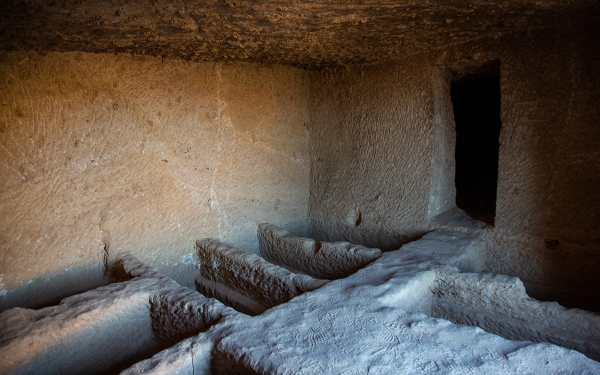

left=308, top=21, right=600, bottom=309
left=0, top=52, right=310, bottom=311
left=309, top=61, right=436, bottom=251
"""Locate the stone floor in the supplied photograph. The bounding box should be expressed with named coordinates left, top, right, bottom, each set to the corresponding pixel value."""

left=1, top=228, right=599, bottom=375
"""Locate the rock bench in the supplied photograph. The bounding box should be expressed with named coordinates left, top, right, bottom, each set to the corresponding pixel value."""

left=195, top=238, right=328, bottom=315
left=2, top=232, right=599, bottom=375
left=258, top=223, right=383, bottom=279
left=429, top=270, right=600, bottom=361
left=208, top=230, right=600, bottom=374
left=0, top=254, right=231, bottom=375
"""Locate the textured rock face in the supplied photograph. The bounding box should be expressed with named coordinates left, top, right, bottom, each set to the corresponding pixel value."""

left=0, top=254, right=232, bottom=375
left=0, top=5, right=597, bottom=370
left=211, top=230, right=600, bottom=374
left=0, top=51, right=310, bottom=311
left=0, top=278, right=164, bottom=375
left=115, top=254, right=232, bottom=344
left=309, top=21, right=600, bottom=310
left=258, top=223, right=382, bottom=279
left=1, top=0, right=597, bottom=68
left=195, top=239, right=328, bottom=314
left=430, top=271, right=600, bottom=362
left=2, top=236, right=599, bottom=375
left=0, top=2, right=597, bottom=314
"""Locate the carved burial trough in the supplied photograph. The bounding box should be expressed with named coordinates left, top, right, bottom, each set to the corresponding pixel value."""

left=1, top=226, right=599, bottom=374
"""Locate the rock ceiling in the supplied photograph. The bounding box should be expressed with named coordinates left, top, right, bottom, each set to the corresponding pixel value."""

left=1, top=0, right=598, bottom=68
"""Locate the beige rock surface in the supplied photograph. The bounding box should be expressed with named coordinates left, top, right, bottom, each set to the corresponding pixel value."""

left=430, top=271, right=600, bottom=361
left=0, top=51, right=310, bottom=311
left=258, top=223, right=382, bottom=279
left=0, top=2, right=597, bottom=314
left=0, top=3, right=597, bottom=369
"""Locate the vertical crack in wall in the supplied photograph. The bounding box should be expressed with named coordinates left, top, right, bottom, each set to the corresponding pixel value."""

left=354, top=210, right=362, bottom=227
left=100, top=209, right=112, bottom=277
left=209, top=63, right=232, bottom=241
left=102, top=232, right=111, bottom=276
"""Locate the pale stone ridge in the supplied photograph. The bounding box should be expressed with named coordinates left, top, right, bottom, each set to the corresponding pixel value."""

left=369, top=231, right=600, bottom=362
left=0, top=254, right=232, bottom=375
left=116, top=253, right=235, bottom=344
left=149, top=290, right=233, bottom=344
left=0, top=278, right=163, bottom=375
left=4, top=234, right=599, bottom=375
left=210, top=230, right=600, bottom=374
left=258, top=223, right=383, bottom=279
left=430, top=271, right=600, bottom=361
left=195, top=238, right=329, bottom=312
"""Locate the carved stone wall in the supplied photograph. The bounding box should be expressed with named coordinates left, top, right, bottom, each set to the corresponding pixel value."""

left=309, top=21, right=600, bottom=310
left=0, top=52, right=310, bottom=311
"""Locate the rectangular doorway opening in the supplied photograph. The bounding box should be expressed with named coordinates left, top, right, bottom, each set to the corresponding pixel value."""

left=451, top=61, right=501, bottom=226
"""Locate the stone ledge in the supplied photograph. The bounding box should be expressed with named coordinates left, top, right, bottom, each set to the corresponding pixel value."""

left=0, top=254, right=232, bottom=375
left=209, top=230, right=600, bottom=374
left=258, top=223, right=382, bottom=279
left=196, top=238, right=328, bottom=313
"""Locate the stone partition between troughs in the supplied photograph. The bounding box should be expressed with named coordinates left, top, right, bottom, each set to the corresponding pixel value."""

left=195, top=239, right=329, bottom=315
left=258, top=223, right=383, bottom=279
left=2, top=232, right=599, bottom=375
left=429, top=270, right=600, bottom=361
left=369, top=230, right=600, bottom=363
left=0, top=278, right=165, bottom=375
left=209, top=229, right=600, bottom=374
left=0, top=254, right=232, bottom=375
left=114, top=253, right=234, bottom=345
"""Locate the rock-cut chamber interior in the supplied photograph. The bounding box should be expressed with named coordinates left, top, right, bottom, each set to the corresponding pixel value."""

left=0, top=1, right=599, bottom=374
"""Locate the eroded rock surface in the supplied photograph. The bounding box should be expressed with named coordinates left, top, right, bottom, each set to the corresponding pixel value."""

left=117, top=253, right=235, bottom=344
left=0, top=277, right=163, bottom=375
left=0, top=254, right=231, bottom=375
left=0, top=51, right=310, bottom=312
left=258, top=223, right=382, bottom=279
left=430, top=271, right=600, bottom=361
left=3, top=233, right=598, bottom=375
left=210, top=230, right=600, bottom=374
left=120, top=333, right=214, bottom=375
left=308, top=20, right=600, bottom=310
left=195, top=239, right=328, bottom=314
left=123, top=231, right=600, bottom=374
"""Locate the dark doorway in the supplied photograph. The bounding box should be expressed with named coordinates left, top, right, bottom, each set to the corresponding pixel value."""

left=451, top=68, right=501, bottom=226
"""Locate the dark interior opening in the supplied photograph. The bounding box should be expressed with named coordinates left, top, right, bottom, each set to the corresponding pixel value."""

left=451, top=66, right=502, bottom=226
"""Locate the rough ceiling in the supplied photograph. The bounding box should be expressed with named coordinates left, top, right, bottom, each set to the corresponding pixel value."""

left=1, top=0, right=598, bottom=68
